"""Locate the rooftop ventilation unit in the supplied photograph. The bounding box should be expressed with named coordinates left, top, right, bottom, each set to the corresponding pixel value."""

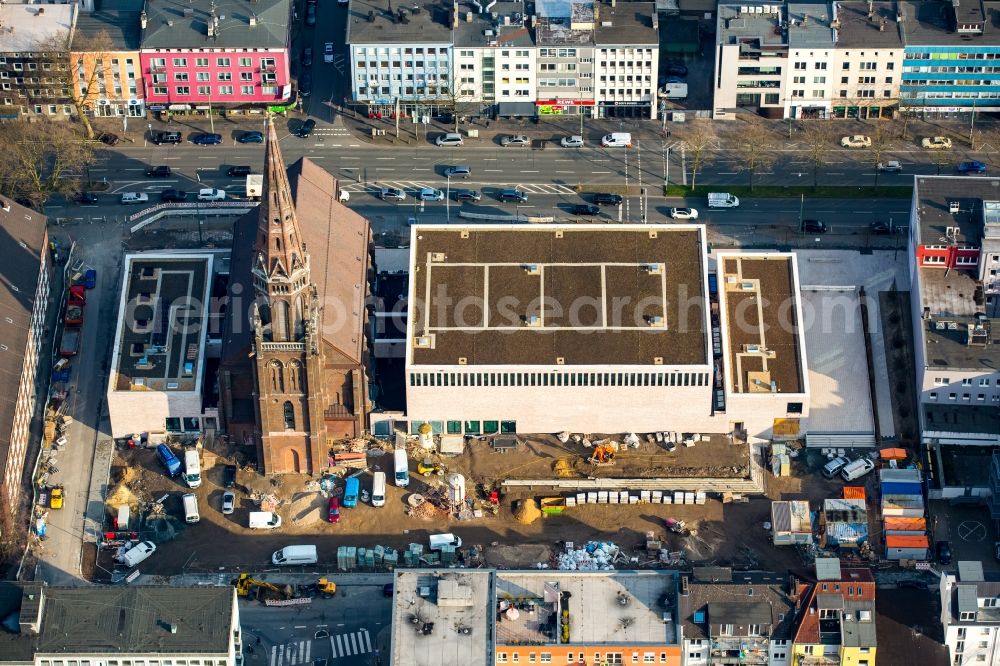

left=523, top=263, right=541, bottom=275
left=431, top=252, right=446, bottom=262
left=644, top=262, right=663, bottom=275
left=949, top=201, right=961, bottom=214
left=525, top=315, right=541, bottom=327
left=745, top=344, right=760, bottom=353
left=741, top=281, right=754, bottom=290
left=415, top=335, right=435, bottom=348
left=647, top=315, right=665, bottom=327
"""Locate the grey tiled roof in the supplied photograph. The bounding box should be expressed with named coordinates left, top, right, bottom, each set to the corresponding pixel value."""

left=140, top=0, right=291, bottom=49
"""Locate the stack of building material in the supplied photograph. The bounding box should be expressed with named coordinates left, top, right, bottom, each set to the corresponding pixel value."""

left=879, top=468, right=929, bottom=560
left=823, top=498, right=868, bottom=547
left=771, top=500, right=813, bottom=545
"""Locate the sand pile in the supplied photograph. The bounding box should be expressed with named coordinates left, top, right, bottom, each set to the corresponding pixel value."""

left=514, top=498, right=541, bottom=525
left=105, top=482, right=140, bottom=517
left=552, top=459, right=573, bottom=477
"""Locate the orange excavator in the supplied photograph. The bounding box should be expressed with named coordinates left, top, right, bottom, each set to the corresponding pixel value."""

left=588, top=444, right=617, bottom=466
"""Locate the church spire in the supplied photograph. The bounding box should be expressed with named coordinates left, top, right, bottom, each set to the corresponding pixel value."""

left=256, top=116, right=306, bottom=279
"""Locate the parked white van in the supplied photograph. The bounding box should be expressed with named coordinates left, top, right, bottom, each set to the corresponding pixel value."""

left=435, top=132, right=464, bottom=147
left=841, top=458, right=875, bottom=482
left=120, top=192, right=149, bottom=204
left=184, top=449, right=201, bottom=488
left=182, top=492, right=200, bottom=524
left=248, top=511, right=282, bottom=529
left=272, top=544, right=318, bottom=566
left=394, top=449, right=409, bottom=487
left=119, top=540, right=156, bottom=567
left=429, top=533, right=463, bottom=551
left=708, top=193, right=740, bottom=208
left=601, top=132, right=632, bottom=148
left=372, top=471, right=386, bottom=507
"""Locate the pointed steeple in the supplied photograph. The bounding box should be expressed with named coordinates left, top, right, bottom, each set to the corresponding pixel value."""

left=256, top=116, right=307, bottom=279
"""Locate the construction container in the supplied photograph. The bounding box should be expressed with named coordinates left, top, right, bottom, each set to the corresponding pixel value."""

left=885, top=534, right=930, bottom=561
left=541, top=497, right=566, bottom=514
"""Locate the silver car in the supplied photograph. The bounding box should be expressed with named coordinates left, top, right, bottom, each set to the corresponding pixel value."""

left=222, top=491, right=236, bottom=515
left=501, top=134, right=530, bottom=147
left=380, top=187, right=406, bottom=201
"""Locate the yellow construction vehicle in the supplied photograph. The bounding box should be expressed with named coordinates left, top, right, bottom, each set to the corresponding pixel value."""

left=417, top=457, right=443, bottom=477
left=232, top=573, right=294, bottom=601
left=316, top=578, right=336, bottom=597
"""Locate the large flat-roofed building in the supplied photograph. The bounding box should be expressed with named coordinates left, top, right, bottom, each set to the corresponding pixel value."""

left=403, top=224, right=713, bottom=434
left=107, top=253, right=215, bottom=438
left=907, top=177, right=1000, bottom=448
left=717, top=253, right=810, bottom=441
left=0, top=582, right=242, bottom=666
left=0, top=198, right=51, bottom=513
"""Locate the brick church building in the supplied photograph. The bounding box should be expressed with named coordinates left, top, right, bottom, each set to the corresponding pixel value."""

left=218, top=119, right=371, bottom=474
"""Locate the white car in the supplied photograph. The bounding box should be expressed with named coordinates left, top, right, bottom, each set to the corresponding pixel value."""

left=669, top=207, right=699, bottom=220
left=197, top=188, right=226, bottom=201
left=922, top=136, right=953, bottom=149
left=418, top=187, right=445, bottom=202
left=324, top=43, right=334, bottom=63
left=120, top=192, right=149, bottom=205
left=222, top=491, right=236, bottom=515
left=841, top=135, right=871, bottom=148
left=560, top=135, right=584, bottom=148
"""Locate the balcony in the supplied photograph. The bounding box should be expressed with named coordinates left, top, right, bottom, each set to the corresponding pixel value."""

left=710, top=638, right=769, bottom=665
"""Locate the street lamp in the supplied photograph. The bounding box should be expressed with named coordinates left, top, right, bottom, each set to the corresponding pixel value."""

left=446, top=173, right=451, bottom=222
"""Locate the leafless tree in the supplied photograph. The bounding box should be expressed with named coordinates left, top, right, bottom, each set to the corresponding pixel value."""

left=799, top=122, right=838, bottom=189
left=681, top=122, right=715, bottom=192
left=732, top=119, right=776, bottom=192
left=0, top=121, right=94, bottom=211
left=864, top=121, right=893, bottom=187
left=34, top=30, right=114, bottom=140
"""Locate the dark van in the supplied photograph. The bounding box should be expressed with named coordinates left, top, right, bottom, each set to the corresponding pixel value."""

left=156, top=444, right=182, bottom=477
left=152, top=130, right=183, bottom=145
left=227, top=166, right=252, bottom=177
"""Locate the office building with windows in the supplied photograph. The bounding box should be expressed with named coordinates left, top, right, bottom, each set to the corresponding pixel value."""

left=0, top=3, right=77, bottom=118
left=71, top=0, right=146, bottom=118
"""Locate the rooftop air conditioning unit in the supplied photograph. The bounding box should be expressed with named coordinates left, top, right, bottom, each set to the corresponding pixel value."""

left=644, top=263, right=663, bottom=275
left=415, top=335, right=434, bottom=348
left=431, top=252, right=446, bottom=262
left=745, top=344, right=760, bottom=353
left=523, top=263, right=541, bottom=274
left=525, top=315, right=541, bottom=327
left=648, top=315, right=664, bottom=327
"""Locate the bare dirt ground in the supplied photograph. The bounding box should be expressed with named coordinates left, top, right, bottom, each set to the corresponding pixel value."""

left=453, top=435, right=750, bottom=483
left=105, top=438, right=841, bottom=578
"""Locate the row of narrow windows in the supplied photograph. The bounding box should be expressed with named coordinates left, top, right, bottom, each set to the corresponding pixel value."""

left=409, top=371, right=710, bottom=388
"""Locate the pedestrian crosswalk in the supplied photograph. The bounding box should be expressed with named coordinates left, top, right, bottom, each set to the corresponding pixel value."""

left=268, top=629, right=372, bottom=665
left=330, top=629, right=373, bottom=659
left=270, top=640, right=310, bottom=666
left=341, top=180, right=577, bottom=195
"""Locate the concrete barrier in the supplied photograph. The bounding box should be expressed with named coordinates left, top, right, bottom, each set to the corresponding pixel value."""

left=457, top=210, right=555, bottom=223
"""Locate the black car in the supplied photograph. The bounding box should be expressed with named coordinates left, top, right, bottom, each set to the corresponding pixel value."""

left=160, top=189, right=188, bottom=202
left=305, top=4, right=317, bottom=25
left=237, top=131, right=264, bottom=144
left=300, top=72, right=313, bottom=98
left=228, top=165, right=253, bottom=177
left=664, top=62, right=688, bottom=77
left=593, top=192, right=623, bottom=206
left=295, top=118, right=317, bottom=138
left=433, top=112, right=455, bottom=124
left=498, top=188, right=528, bottom=203
left=146, top=165, right=172, bottom=177
left=302, top=47, right=313, bottom=67
left=802, top=219, right=828, bottom=233
left=451, top=188, right=481, bottom=202
left=192, top=133, right=223, bottom=145
left=571, top=204, right=600, bottom=216
left=76, top=192, right=99, bottom=205
left=222, top=464, right=237, bottom=488
left=99, top=132, right=120, bottom=146
left=897, top=580, right=929, bottom=590
left=936, top=540, right=953, bottom=565
left=383, top=583, right=394, bottom=598
left=869, top=220, right=893, bottom=234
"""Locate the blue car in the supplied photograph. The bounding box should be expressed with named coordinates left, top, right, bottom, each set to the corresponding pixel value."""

left=192, top=133, right=223, bottom=145
left=237, top=131, right=264, bottom=144
left=957, top=160, right=987, bottom=174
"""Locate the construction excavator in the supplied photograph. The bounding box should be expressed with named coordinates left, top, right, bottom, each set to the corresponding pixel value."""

left=587, top=444, right=617, bottom=466
left=232, top=573, right=296, bottom=602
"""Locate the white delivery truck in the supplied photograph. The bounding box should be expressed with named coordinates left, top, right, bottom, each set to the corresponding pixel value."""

left=248, top=511, right=282, bottom=529
left=393, top=449, right=409, bottom=487
left=658, top=82, right=688, bottom=99
left=372, top=471, right=386, bottom=507
left=272, top=544, right=318, bottom=566
left=184, top=448, right=202, bottom=488
left=708, top=193, right=740, bottom=208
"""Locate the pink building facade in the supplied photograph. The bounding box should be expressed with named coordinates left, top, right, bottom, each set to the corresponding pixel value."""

left=139, top=49, right=292, bottom=111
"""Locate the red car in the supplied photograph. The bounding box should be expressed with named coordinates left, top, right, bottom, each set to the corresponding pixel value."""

left=327, top=497, right=340, bottom=523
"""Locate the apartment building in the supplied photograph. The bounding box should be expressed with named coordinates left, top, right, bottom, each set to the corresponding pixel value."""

left=346, top=0, right=659, bottom=119
left=941, top=561, right=1000, bottom=666
left=138, top=0, right=293, bottom=115
left=71, top=0, right=145, bottom=118
left=345, top=0, right=454, bottom=118
left=899, top=0, right=1000, bottom=114
left=0, top=198, right=51, bottom=515
left=678, top=569, right=796, bottom=666
left=0, top=3, right=77, bottom=118
left=0, top=582, right=242, bottom=666
left=790, top=560, right=877, bottom=666
left=907, top=177, right=1000, bottom=448
left=714, top=0, right=904, bottom=119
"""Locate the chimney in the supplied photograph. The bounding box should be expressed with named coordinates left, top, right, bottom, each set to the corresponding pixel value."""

left=37, top=7, right=45, bottom=15
left=652, top=12, right=658, bottom=30
left=680, top=576, right=690, bottom=596
left=140, top=10, right=147, bottom=29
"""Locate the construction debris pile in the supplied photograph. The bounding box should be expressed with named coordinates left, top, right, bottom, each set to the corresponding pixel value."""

left=555, top=541, right=624, bottom=571
left=250, top=491, right=281, bottom=512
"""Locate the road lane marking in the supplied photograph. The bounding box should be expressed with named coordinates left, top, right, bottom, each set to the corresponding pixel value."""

left=591, top=171, right=610, bottom=174
left=362, top=629, right=372, bottom=652
left=375, top=157, right=395, bottom=160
